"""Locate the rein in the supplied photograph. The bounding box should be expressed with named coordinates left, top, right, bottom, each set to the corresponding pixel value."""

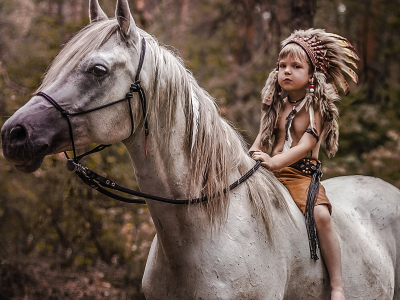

left=68, top=159, right=261, bottom=205
left=36, top=36, right=261, bottom=205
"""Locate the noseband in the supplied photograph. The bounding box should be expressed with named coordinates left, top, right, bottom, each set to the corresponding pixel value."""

left=35, top=36, right=261, bottom=205
left=37, top=37, right=149, bottom=164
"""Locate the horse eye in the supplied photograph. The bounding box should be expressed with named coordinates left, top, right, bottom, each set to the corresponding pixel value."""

left=91, top=65, right=107, bottom=77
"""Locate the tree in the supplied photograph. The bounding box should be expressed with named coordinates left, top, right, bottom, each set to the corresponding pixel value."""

left=290, top=0, right=317, bottom=30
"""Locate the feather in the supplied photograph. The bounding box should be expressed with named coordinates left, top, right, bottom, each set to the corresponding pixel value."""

left=332, top=83, right=339, bottom=95
left=337, top=76, right=350, bottom=95
left=327, top=33, right=347, bottom=41
left=343, top=56, right=359, bottom=69
left=344, top=48, right=360, bottom=61
left=341, top=65, right=359, bottom=84
left=329, top=34, right=357, bottom=51
left=328, top=33, right=355, bottom=46
left=334, top=38, right=356, bottom=51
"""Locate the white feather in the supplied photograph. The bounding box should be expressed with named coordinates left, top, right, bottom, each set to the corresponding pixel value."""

left=190, top=83, right=200, bottom=151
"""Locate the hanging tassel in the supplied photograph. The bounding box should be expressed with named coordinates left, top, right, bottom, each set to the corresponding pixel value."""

left=282, top=97, right=308, bottom=152
left=283, top=107, right=296, bottom=152
left=304, top=162, right=322, bottom=260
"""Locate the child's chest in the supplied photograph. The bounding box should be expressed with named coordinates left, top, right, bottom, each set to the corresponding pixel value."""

left=277, top=103, right=310, bottom=139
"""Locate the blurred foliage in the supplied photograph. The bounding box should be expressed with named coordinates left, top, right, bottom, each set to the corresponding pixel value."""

left=1, top=0, right=400, bottom=298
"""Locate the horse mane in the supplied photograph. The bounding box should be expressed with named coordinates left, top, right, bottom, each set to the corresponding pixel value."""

left=38, top=19, right=290, bottom=240
left=137, top=30, right=291, bottom=238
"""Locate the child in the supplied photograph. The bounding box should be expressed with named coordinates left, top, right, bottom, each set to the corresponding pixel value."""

left=250, top=29, right=359, bottom=300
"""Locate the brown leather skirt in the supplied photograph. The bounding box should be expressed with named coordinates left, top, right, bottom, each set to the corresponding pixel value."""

left=273, top=159, right=332, bottom=215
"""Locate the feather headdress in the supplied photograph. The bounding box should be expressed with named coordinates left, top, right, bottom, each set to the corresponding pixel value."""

left=260, top=28, right=359, bottom=158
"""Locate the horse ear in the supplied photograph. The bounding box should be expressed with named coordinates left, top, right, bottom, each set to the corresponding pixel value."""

left=89, top=0, right=108, bottom=22
left=116, top=0, right=139, bottom=40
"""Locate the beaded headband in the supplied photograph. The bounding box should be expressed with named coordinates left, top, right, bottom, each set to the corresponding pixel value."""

left=282, top=36, right=326, bottom=73
left=280, top=29, right=360, bottom=95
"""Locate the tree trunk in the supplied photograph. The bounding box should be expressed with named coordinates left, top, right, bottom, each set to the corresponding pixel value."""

left=289, top=0, right=316, bottom=31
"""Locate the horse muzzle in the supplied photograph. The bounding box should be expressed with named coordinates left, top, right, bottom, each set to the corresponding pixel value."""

left=1, top=120, right=50, bottom=172
left=1, top=100, right=69, bottom=173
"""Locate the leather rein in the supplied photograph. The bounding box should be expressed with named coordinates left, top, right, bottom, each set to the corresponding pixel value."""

left=36, top=36, right=261, bottom=205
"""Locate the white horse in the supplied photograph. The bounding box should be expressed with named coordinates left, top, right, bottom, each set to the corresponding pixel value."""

left=1, top=0, right=400, bottom=299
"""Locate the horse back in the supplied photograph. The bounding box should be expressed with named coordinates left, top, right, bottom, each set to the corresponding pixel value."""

left=322, top=175, right=400, bottom=299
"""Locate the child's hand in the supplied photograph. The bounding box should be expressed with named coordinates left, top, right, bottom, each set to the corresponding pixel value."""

left=251, top=151, right=276, bottom=170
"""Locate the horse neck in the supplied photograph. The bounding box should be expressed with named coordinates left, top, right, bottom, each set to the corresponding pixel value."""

left=124, top=92, right=198, bottom=238
left=124, top=90, right=245, bottom=257
left=123, top=43, right=266, bottom=256
left=124, top=108, right=296, bottom=264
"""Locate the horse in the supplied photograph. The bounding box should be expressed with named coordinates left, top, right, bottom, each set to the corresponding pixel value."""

left=2, top=0, right=400, bottom=299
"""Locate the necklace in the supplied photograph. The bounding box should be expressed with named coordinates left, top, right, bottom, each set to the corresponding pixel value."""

left=288, top=96, right=305, bottom=104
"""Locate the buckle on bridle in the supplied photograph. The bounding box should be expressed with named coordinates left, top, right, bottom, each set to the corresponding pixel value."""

left=66, top=159, right=77, bottom=172
left=66, top=159, right=87, bottom=175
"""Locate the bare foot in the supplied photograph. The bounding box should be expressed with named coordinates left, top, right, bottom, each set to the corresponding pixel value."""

left=331, top=287, right=345, bottom=300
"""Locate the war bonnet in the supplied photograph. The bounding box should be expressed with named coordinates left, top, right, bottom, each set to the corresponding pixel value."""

left=260, top=29, right=359, bottom=158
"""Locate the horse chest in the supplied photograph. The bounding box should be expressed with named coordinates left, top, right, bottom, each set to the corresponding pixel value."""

left=142, top=215, right=290, bottom=299
left=143, top=243, right=286, bottom=299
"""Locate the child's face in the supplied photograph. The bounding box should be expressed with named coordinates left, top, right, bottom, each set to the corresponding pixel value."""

left=277, top=55, right=312, bottom=96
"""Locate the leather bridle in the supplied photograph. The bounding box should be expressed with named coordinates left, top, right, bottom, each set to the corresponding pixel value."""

left=37, top=37, right=148, bottom=161
left=36, top=36, right=261, bottom=205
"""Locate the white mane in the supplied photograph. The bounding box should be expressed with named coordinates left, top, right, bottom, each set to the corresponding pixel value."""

left=38, top=19, right=290, bottom=239
left=138, top=28, right=290, bottom=238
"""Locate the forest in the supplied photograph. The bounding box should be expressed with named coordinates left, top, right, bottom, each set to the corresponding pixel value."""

left=1, top=0, right=400, bottom=298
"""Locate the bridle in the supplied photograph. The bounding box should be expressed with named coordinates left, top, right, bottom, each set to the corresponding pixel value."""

left=36, top=36, right=261, bottom=205
left=37, top=37, right=148, bottom=160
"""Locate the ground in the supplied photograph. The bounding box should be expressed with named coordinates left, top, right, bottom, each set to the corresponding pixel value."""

left=0, top=254, right=145, bottom=300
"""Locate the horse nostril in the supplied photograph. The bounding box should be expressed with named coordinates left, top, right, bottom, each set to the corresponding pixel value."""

left=9, top=125, right=27, bottom=143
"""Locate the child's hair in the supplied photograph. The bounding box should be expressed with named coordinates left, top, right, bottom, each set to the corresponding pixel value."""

left=259, top=29, right=359, bottom=158
left=278, top=43, right=313, bottom=74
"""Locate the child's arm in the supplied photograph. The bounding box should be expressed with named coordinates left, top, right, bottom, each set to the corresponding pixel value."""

left=249, top=132, right=264, bottom=152
left=252, top=108, right=322, bottom=170
left=252, top=133, right=318, bottom=170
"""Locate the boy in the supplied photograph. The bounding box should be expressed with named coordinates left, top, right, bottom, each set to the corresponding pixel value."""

left=250, top=29, right=359, bottom=300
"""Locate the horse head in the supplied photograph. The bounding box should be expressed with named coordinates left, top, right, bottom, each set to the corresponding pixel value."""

left=1, top=0, right=147, bottom=173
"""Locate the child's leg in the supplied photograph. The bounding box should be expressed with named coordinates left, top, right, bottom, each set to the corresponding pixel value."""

left=314, top=205, right=345, bottom=300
